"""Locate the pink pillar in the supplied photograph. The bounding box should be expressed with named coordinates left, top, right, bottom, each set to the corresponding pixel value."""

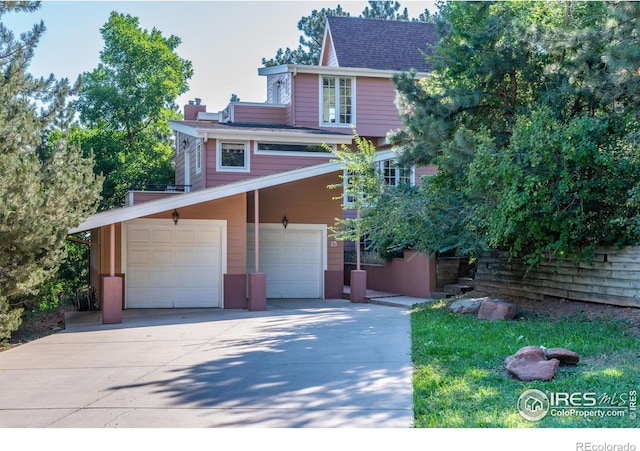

left=350, top=269, right=367, bottom=303
left=248, top=272, right=267, bottom=311
left=248, top=189, right=266, bottom=311
left=103, top=223, right=122, bottom=324
left=102, top=276, right=122, bottom=324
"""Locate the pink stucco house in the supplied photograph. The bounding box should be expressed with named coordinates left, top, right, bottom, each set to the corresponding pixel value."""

left=70, top=16, right=440, bottom=320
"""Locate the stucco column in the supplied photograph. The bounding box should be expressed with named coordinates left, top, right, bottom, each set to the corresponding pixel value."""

left=350, top=269, right=367, bottom=303
left=249, top=189, right=267, bottom=311
left=103, top=223, right=123, bottom=324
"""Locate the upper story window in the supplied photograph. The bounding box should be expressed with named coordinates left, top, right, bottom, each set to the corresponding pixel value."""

left=195, top=139, right=202, bottom=174
left=218, top=141, right=250, bottom=172
left=321, top=76, right=354, bottom=126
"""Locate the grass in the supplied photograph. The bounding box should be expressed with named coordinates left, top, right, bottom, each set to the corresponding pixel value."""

left=411, top=300, right=639, bottom=428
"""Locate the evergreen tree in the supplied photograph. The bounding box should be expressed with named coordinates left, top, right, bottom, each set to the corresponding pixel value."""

left=262, top=5, right=349, bottom=67
left=361, top=1, right=409, bottom=20
left=380, top=1, right=640, bottom=265
left=0, top=2, right=102, bottom=340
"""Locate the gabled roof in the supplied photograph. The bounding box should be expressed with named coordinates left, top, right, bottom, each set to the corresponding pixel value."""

left=322, top=16, right=438, bottom=72
left=69, top=149, right=396, bottom=234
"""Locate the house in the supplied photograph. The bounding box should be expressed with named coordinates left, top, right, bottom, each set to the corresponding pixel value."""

left=69, top=16, right=440, bottom=322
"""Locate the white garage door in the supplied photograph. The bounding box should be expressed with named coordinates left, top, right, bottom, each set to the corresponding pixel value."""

left=124, top=219, right=226, bottom=308
left=247, top=224, right=325, bottom=298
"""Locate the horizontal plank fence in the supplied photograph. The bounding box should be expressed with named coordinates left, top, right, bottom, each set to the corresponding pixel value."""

left=474, top=248, right=640, bottom=308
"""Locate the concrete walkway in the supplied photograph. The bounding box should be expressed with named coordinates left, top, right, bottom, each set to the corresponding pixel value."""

left=0, top=298, right=420, bottom=428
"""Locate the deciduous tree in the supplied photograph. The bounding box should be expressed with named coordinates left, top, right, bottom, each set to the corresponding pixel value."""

left=74, top=12, right=193, bottom=208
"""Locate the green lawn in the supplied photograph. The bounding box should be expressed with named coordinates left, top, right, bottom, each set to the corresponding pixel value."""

left=411, top=300, right=639, bottom=428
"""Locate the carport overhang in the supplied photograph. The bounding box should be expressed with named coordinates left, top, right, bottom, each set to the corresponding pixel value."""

left=69, top=149, right=396, bottom=322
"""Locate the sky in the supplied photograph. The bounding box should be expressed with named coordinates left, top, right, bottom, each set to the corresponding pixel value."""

left=2, top=0, right=438, bottom=113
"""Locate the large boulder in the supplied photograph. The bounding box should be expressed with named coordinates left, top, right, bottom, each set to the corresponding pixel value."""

left=449, top=298, right=485, bottom=314
left=505, top=346, right=560, bottom=381
left=477, top=299, right=518, bottom=320
left=545, top=347, right=580, bottom=365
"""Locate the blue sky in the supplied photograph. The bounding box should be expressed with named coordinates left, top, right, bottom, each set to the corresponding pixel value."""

left=2, top=1, right=437, bottom=113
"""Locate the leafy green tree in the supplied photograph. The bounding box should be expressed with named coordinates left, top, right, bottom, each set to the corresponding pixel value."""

left=327, top=130, right=383, bottom=270
left=0, top=2, right=102, bottom=340
left=74, top=12, right=193, bottom=208
left=383, top=1, right=640, bottom=265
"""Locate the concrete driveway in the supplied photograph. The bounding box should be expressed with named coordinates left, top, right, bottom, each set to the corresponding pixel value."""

left=0, top=299, right=414, bottom=428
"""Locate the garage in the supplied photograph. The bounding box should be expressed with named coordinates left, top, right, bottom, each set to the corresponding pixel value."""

left=247, top=224, right=326, bottom=298
left=123, top=218, right=226, bottom=308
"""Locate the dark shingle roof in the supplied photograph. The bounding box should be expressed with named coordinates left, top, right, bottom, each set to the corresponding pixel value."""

left=177, top=120, right=351, bottom=136
left=325, top=16, right=438, bottom=72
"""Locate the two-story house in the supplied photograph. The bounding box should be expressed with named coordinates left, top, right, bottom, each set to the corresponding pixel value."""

left=69, top=16, right=439, bottom=321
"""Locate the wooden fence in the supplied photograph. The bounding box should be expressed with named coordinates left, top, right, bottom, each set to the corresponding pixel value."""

left=474, top=248, right=640, bottom=308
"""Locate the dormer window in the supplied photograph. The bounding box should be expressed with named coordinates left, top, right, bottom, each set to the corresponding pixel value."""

left=321, top=76, right=354, bottom=126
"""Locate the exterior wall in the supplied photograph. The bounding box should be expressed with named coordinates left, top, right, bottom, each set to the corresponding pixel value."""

left=176, top=136, right=205, bottom=191
left=126, top=191, right=183, bottom=206
left=247, top=172, right=344, bottom=273
left=344, top=250, right=437, bottom=298
left=291, top=73, right=403, bottom=138
left=353, top=77, right=403, bottom=138
left=231, top=103, right=287, bottom=124
left=414, top=164, right=438, bottom=183
left=205, top=138, right=335, bottom=188
left=475, top=248, right=640, bottom=308
left=265, top=74, right=292, bottom=105
left=290, top=73, right=320, bottom=128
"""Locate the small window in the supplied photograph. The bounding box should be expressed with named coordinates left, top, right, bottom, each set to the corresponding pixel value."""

left=218, top=141, right=249, bottom=172
left=195, top=139, right=202, bottom=174
left=256, top=142, right=333, bottom=156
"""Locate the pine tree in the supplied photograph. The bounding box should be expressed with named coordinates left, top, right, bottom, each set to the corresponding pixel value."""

left=0, top=2, right=102, bottom=340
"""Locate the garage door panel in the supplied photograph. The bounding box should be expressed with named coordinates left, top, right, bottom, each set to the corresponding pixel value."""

left=128, top=229, right=151, bottom=244
left=175, top=229, right=196, bottom=243
left=128, top=249, right=152, bottom=265
left=247, top=224, right=324, bottom=299
left=152, top=229, right=172, bottom=244
left=151, top=250, right=174, bottom=265
left=198, top=230, right=221, bottom=245
left=125, top=219, right=224, bottom=308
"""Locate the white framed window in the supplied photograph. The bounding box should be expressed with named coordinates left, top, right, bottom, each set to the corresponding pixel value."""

left=217, top=141, right=250, bottom=172
left=320, top=76, right=354, bottom=126
left=378, top=160, right=414, bottom=186
left=342, top=161, right=415, bottom=206
left=254, top=141, right=334, bottom=158
left=195, top=139, right=202, bottom=174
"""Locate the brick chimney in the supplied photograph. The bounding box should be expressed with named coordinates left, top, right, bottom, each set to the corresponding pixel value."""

left=184, top=98, right=206, bottom=120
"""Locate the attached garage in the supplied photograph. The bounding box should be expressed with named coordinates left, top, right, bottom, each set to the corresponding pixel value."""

left=247, top=224, right=326, bottom=298
left=123, top=219, right=227, bottom=308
